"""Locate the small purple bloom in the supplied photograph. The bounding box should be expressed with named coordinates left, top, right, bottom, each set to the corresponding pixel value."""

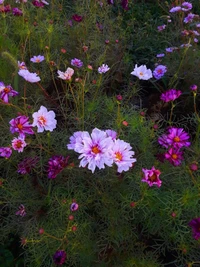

left=153, top=65, right=167, bottom=80
left=0, top=82, right=19, bottom=103
left=190, top=84, right=198, bottom=91
left=12, top=7, right=23, bottom=16
left=164, top=147, right=183, bottom=166
left=156, top=53, right=165, bottom=58
left=71, top=58, right=83, bottom=68
left=9, top=115, right=34, bottom=138
left=160, top=89, right=182, bottom=102
left=184, top=13, right=195, bottom=23
left=53, top=250, right=67, bottom=265
left=16, top=204, right=26, bottom=217
left=47, top=155, right=69, bottom=179
left=157, top=25, right=166, bottom=32
left=169, top=6, right=182, bottom=13
left=98, top=64, right=110, bottom=74
left=30, top=55, right=45, bottom=63
left=189, top=218, right=200, bottom=240
left=17, top=157, right=39, bottom=174
left=0, top=147, right=12, bottom=158
left=70, top=202, right=79, bottom=211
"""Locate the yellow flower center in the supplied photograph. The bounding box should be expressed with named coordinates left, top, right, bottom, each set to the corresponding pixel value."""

left=115, top=152, right=123, bottom=161
left=173, top=136, right=180, bottom=142
left=92, top=145, right=100, bottom=154
left=4, top=87, right=10, bottom=93
left=38, top=116, right=47, bottom=126
left=17, top=123, right=23, bottom=130
left=172, top=154, right=178, bottom=160
left=16, top=140, right=23, bottom=148
left=139, top=72, right=144, bottom=76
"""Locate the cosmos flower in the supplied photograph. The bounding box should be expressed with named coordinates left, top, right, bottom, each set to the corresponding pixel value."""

left=160, top=89, right=182, bottom=102
left=181, top=2, right=192, bottom=12
left=11, top=137, right=27, bottom=152
left=165, top=127, right=190, bottom=148
left=30, top=55, right=45, bottom=63
left=32, top=106, right=57, bottom=133
left=53, top=250, right=67, bottom=265
left=12, top=7, right=23, bottom=16
left=141, top=166, right=162, bottom=187
left=111, top=139, right=136, bottom=173
left=15, top=204, right=26, bottom=217
left=9, top=115, right=34, bottom=138
left=156, top=53, right=165, bottom=58
left=57, top=67, right=74, bottom=81
left=0, top=147, right=12, bottom=158
left=67, top=131, right=90, bottom=152
left=157, top=25, right=166, bottom=31
left=153, top=65, right=167, bottom=79
left=0, top=4, right=11, bottom=12
left=70, top=202, right=79, bottom=211
left=184, top=13, right=195, bottom=23
left=18, top=69, right=41, bottom=83
left=189, top=218, right=200, bottom=240
left=47, top=155, right=69, bottom=179
left=0, top=82, right=19, bottom=103
left=131, top=64, right=152, bottom=80
left=71, top=58, right=83, bottom=68
left=105, top=129, right=117, bottom=140
left=164, top=147, right=183, bottom=166
left=98, top=64, right=110, bottom=74
left=72, top=14, right=83, bottom=22
left=32, top=0, right=49, bottom=7
left=17, top=157, right=39, bottom=174
left=190, top=84, right=198, bottom=91
left=169, top=6, right=182, bottom=13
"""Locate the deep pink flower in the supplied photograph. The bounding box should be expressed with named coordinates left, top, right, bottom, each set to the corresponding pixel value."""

left=121, top=0, right=128, bottom=10
left=166, top=127, right=190, bottom=148
left=71, top=58, right=83, bottom=68
left=141, top=166, right=162, bottom=187
left=47, top=155, right=69, bottom=179
left=17, top=157, right=39, bottom=174
left=0, top=82, right=18, bottom=103
left=0, top=147, right=12, bottom=158
left=72, top=14, right=83, bottom=22
left=190, top=84, right=198, bottom=91
left=164, top=147, right=183, bottom=166
left=70, top=202, right=79, bottom=211
left=12, top=7, right=23, bottom=16
left=15, top=204, right=26, bottom=217
left=0, top=4, right=11, bottom=13
left=32, top=0, right=48, bottom=7
left=11, top=137, right=27, bottom=152
left=9, top=115, right=34, bottom=138
left=160, top=89, right=182, bottom=102
left=189, top=218, right=200, bottom=240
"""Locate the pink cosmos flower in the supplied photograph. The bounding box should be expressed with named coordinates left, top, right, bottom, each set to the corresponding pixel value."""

left=72, top=14, right=83, bottom=22
left=164, top=147, right=183, bottom=166
left=184, top=13, right=195, bottom=23
left=0, top=4, right=11, bottom=12
left=169, top=6, right=182, bottom=13
left=18, top=69, right=41, bottom=83
left=181, top=2, right=192, bottom=12
left=98, top=64, right=110, bottom=74
left=32, top=106, right=57, bottom=133
left=47, top=155, right=69, bottom=179
left=141, top=166, right=162, bottom=187
left=9, top=115, right=34, bottom=138
left=16, top=204, right=26, bottom=217
left=158, top=134, right=169, bottom=148
left=78, top=128, right=114, bottom=173
left=11, top=137, right=27, bottom=152
left=165, top=127, right=190, bottom=148
left=0, top=82, right=19, bottom=103
left=57, top=67, right=74, bottom=81
left=157, top=25, right=166, bottom=32
left=0, top=147, right=12, bottom=158
left=153, top=65, right=167, bottom=80
left=30, top=55, right=45, bottom=63
left=71, top=58, right=83, bottom=68
left=111, top=139, right=136, bottom=173
left=12, top=7, right=23, bottom=16
left=131, top=64, right=152, bottom=80
left=160, top=89, right=182, bottom=102
left=67, top=131, right=90, bottom=152
left=18, top=61, right=27, bottom=70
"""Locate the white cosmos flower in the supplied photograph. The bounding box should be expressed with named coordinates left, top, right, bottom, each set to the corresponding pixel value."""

left=131, top=64, right=153, bottom=80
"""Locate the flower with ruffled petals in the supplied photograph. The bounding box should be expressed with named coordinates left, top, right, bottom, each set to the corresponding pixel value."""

left=57, top=68, right=74, bottom=81
left=98, top=64, right=110, bottom=74
left=142, top=166, right=162, bottom=187
left=30, top=55, right=45, bottom=63
left=32, top=106, right=57, bottom=133
left=160, top=89, right=182, bottom=102
left=11, top=137, right=27, bottom=152
left=53, top=250, right=66, bottom=265
left=0, top=82, right=18, bottom=103
left=189, top=217, right=200, bottom=240
left=0, top=147, right=12, bottom=158
left=166, top=127, right=190, bottom=148
left=47, top=155, right=69, bottom=179
left=131, top=64, right=152, bottom=80
left=164, top=147, right=183, bottom=166
left=153, top=65, right=167, bottom=80
left=18, top=69, right=41, bottom=83
left=9, top=115, right=34, bottom=138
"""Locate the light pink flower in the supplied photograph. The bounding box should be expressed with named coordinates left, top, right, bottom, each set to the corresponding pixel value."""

left=18, top=69, right=41, bottom=83
left=111, top=139, right=136, bottom=173
left=30, top=55, right=45, bottom=63
left=131, top=64, right=152, bottom=80
left=142, top=167, right=162, bottom=187
left=98, top=64, right=110, bottom=74
left=67, top=131, right=90, bottom=152
left=32, top=106, right=57, bottom=133
left=11, top=137, right=27, bottom=152
left=57, top=67, right=74, bottom=81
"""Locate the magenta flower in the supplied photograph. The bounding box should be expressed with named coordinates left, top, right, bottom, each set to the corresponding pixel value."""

left=77, top=128, right=114, bottom=173
left=98, top=64, right=110, bottom=74
left=70, top=202, right=79, bottom=211
left=32, top=0, right=49, bottom=7
left=111, top=139, right=136, bottom=173
left=0, top=82, right=18, bottom=103
left=153, top=65, right=167, bottom=80
left=0, top=4, right=11, bottom=12
left=189, top=218, right=200, bottom=240
left=157, top=25, right=166, bottom=32
left=158, top=134, right=169, bottom=148
left=32, top=106, right=57, bottom=133
left=53, top=250, right=67, bottom=265
left=190, top=84, right=198, bottom=91
left=72, top=14, right=83, bottom=22
left=166, top=127, right=190, bottom=148
left=121, top=0, right=128, bottom=10
left=16, top=204, right=26, bottom=217
left=184, top=13, right=195, bottom=23
left=11, top=137, right=27, bottom=153
left=67, top=131, right=90, bottom=152
left=141, top=166, right=162, bottom=187
left=17, top=157, right=39, bottom=174
left=12, top=7, right=23, bottom=16
left=30, top=55, right=45, bottom=63
left=160, top=89, right=182, bottom=102
left=0, top=147, right=12, bottom=158
left=71, top=58, right=83, bottom=68
left=18, top=69, right=41, bottom=83
left=164, top=147, right=183, bottom=166
left=47, top=155, right=69, bottom=179
left=57, top=67, right=74, bottom=81
left=9, top=115, right=34, bottom=138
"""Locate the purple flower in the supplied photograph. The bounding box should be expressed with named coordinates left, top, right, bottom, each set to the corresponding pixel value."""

left=47, top=155, right=69, bottom=179
left=184, top=13, right=195, bottom=23
left=17, top=157, right=39, bottom=174
left=164, top=147, right=183, bottom=166
left=156, top=53, right=165, bottom=58
left=157, top=25, right=166, bottom=32
left=53, top=250, right=67, bottom=265
left=30, top=55, right=45, bottom=63
left=121, top=0, right=128, bottom=10
left=166, top=127, right=190, bottom=149
left=160, top=89, right=182, bottom=102
left=9, top=115, right=34, bottom=138
left=0, top=82, right=19, bottom=103
left=98, top=64, right=110, bottom=74
left=72, top=14, right=83, bottom=22
left=105, top=129, right=117, bottom=140
left=180, top=43, right=192, bottom=48
left=16, top=204, right=26, bottom=217
left=18, top=69, right=41, bottom=83
left=169, top=6, right=182, bottom=13
left=189, top=218, right=200, bottom=240
left=18, top=61, right=27, bottom=70
left=71, top=58, right=83, bottom=68
left=70, top=202, right=79, bottom=211
left=190, top=84, right=198, bottom=91
left=141, top=166, right=162, bottom=187
left=67, top=131, right=90, bottom=152
left=32, top=0, right=49, bottom=7
left=166, top=47, right=177, bottom=53
left=153, top=65, right=167, bottom=79
left=12, top=7, right=23, bottom=16
left=0, top=147, right=12, bottom=158
left=181, top=2, right=192, bottom=12
left=32, top=106, right=57, bottom=133
left=107, top=0, right=114, bottom=4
